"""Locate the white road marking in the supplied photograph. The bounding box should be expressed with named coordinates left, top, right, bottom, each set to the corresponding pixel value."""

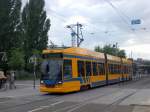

left=28, top=107, right=43, bottom=112
left=0, top=101, right=9, bottom=103
left=50, top=101, right=64, bottom=106
left=16, top=84, right=39, bottom=86
left=27, top=101, right=64, bottom=112
left=41, top=105, right=50, bottom=108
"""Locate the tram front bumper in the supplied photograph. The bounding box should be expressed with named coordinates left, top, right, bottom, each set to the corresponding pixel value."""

left=40, top=81, right=81, bottom=93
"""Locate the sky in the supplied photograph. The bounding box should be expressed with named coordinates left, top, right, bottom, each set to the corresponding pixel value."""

left=23, top=0, right=150, bottom=60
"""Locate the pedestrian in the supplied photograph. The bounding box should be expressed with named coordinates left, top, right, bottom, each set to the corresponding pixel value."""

left=0, top=70, right=7, bottom=89
left=0, top=71, right=3, bottom=89
left=7, top=71, right=11, bottom=89
left=9, top=71, right=16, bottom=89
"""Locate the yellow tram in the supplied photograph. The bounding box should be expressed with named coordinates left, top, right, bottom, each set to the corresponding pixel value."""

left=40, top=47, right=133, bottom=93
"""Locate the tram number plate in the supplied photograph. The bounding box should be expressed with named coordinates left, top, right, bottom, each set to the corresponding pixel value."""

left=46, top=85, right=55, bottom=88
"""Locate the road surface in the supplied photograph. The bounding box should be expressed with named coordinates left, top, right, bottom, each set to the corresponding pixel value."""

left=0, top=76, right=150, bottom=112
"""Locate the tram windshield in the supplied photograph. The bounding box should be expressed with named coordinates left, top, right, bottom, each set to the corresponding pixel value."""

left=41, top=59, right=63, bottom=81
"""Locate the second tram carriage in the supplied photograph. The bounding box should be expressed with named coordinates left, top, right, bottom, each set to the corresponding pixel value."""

left=40, top=47, right=133, bottom=93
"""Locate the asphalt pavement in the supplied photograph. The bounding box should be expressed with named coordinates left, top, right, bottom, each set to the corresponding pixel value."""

left=0, top=76, right=150, bottom=112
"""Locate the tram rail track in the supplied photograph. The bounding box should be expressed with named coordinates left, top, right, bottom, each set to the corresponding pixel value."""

left=0, top=94, right=61, bottom=111
left=51, top=87, right=130, bottom=112
left=18, top=87, right=124, bottom=112
left=1, top=78, right=145, bottom=112
left=65, top=90, right=137, bottom=112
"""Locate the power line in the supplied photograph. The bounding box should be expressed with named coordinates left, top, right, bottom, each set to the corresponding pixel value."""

left=47, top=1, right=149, bottom=48
left=104, top=0, right=130, bottom=27
left=106, top=0, right=130, bottom=20
left=104, top=0, right=148, bottom=31
left=104, top=0, right=147, bottom=40
left=48, top=3, right=131, bottom=36
left=48, top=8, right=68, bottom=22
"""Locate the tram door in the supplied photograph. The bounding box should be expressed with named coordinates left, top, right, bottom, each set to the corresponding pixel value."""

left=85, top=62, right=91, bottom=83
left=78, top=61, right=86, bottom=84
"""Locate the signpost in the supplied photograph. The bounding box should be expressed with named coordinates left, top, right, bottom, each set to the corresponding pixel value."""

left=29, top=55, right=37, bottom=89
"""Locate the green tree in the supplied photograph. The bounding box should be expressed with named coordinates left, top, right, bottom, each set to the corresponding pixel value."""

left=8, top=48, right=25, bottom=70
left=95, top=44, right=126, bottom=57
left=95, top=46, right=103, bottom=52
left=103, top=44, right=118, bottom=56
left=22, top=0, right=50, bottom=64
left=0, top=0, right=22, bottom=52
left=0, top=0, right=22, bottom=73
left=118, top=50, right=126, bottom=58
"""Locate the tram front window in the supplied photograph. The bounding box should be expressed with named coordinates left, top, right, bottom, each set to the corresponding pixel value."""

left=41, top=59, right=63, bottom=82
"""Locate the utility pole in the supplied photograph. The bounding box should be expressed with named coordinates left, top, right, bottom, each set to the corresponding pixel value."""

left=77, top=22, right=80, bottom=47
left=66, top=22, right=84, bottom=47
left=33, top=57, right=36, bottom=89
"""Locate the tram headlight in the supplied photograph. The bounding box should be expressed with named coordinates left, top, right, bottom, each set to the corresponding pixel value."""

left=58, top=81, right=62, bottom=84
left=40, top=80, right=44, bottom=84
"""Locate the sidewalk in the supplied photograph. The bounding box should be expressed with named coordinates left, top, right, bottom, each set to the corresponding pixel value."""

left=0, top=80, right=40, bottom=98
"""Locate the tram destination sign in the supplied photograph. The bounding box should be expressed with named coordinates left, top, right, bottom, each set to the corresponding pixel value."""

left=131, top=19, right=141, bottom=25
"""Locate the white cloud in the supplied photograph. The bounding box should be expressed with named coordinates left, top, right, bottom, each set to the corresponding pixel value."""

left=22, top=0, right=150, bottom=59
left=121, top=44, right=150, bottom=59
left=57, top=0, right=73, bottom=7
left=64, top=15, right=89, bottom=25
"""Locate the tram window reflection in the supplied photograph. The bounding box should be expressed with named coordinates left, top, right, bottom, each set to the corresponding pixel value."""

left=78, top=61, right=85, bottom=77
left=63, top=60, right=72, bottom=80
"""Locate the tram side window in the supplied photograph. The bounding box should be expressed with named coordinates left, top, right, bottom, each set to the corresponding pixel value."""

left=124, top=65, right=127, bottom=74
left=114, top=64, right=117, bottom=74
left=122, top=65, right=124, bottom=74
left=123, top=65, right=125, bottom=74
left=115, top=64, right=117, bottom=74
left=117, top=65, right=120, bottom=74
left=63, top=60, right=72, bottom=80
left=118, top=65, right=121, bottom=74
left=115, top=64, right=120, bottom=74
left=93, top=62, right=98, bottom=76
left=128, top=66, right=130, bottom=73
left=129, top=66, right=131, bottom=73
left=127, top=66, right=130, bottom=74
left=127, top=66, right=129, bottom=74
left=126, top=66, right=128, bottom=74
left=109, top=64, right=113, bottom=74
left=112, top=64, right=114, bottom=74
left=86, top=62, right=92, bottom=76
left=108, top=64, right=111, bottom=74
left=110, top=64, right=119, bottom=74
left=113, top=64, right=116, bottom=74
left=98, top=63, right=105, bottom=75
left=78, top=61, right=85, bottom=77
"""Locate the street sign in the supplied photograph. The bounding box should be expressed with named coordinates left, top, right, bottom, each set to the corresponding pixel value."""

left=131, top=19, right=141, bottom=25
left=29, top=55, right=38, bottom=65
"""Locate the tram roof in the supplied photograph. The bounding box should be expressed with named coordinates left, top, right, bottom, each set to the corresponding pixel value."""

left=43, top=47, right=105, bottom=59
left=107, top=54, right=121, bottom=62
left=122, top=58, right=133, bottom=64
left=43, top=47, right=131, bottom=63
